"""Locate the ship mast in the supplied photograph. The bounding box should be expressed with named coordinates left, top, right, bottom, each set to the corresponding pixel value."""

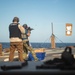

left=52, top=23, right=53, bottom=35
left=50, top=22, right=56, bottom=48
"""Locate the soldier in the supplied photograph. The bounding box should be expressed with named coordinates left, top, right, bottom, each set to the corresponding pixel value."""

left=22, top=24, right=38, bottom=61
left=9, top=17, right=25, bottom=62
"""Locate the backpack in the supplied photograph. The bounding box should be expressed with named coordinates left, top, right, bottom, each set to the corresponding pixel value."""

left=61, top=47, right=74, bottom=65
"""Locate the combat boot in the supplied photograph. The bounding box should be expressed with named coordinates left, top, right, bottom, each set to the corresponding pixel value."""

left=34, top=57, right=39, bottom=61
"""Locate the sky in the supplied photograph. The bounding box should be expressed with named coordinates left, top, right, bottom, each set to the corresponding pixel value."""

left=0, top=0, right=75, bottom=43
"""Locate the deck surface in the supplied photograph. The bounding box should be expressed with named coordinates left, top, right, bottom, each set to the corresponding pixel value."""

left=0, top=47, right=75, bottom=62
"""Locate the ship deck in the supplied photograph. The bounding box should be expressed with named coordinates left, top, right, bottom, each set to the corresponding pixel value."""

left=0, top=47, right=75, bottom=74
left=0, top=47, right=75, bottom=62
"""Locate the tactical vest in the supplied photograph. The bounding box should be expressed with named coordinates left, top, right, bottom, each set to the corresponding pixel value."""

left=21, top=29, right=28, bottom=40
left=9, top=23, right=21, bottom=39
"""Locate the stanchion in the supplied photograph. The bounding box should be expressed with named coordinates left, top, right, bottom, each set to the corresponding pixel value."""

left=0, top=44, right=3, bottom=56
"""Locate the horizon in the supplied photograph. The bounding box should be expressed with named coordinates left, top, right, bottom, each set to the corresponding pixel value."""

left=1, top=42, right=75, bottom=44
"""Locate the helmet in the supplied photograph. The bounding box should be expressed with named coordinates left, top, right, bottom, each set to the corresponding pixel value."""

left=12, top=17, right=19, bottom=22
left=23, top=24, right=28, bottom=29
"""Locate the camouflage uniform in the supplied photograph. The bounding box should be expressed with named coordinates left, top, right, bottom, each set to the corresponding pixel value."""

left=22, top=27, right=38, bottom=61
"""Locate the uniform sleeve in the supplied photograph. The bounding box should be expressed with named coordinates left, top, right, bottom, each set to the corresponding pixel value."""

left=18, top=24, right=25, bottom=33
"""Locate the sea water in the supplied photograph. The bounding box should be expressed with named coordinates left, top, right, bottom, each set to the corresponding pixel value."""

left=1, top=42, right=75, bottom=49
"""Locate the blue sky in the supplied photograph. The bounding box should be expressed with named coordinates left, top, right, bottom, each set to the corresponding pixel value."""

left=0, top=0, right=75, bottom=43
